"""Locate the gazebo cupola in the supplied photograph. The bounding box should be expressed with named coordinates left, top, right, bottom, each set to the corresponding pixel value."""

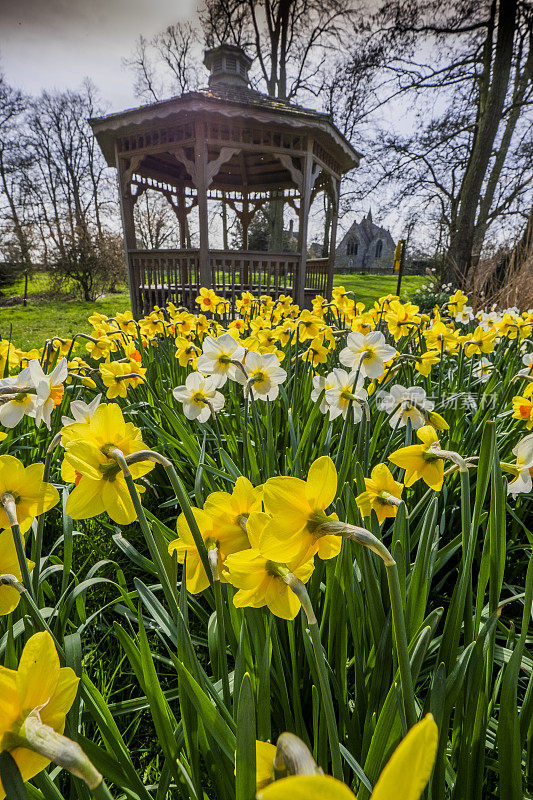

left=204, top=44, right=253, bottom=87
left=90, top=44, right=361, bottom=317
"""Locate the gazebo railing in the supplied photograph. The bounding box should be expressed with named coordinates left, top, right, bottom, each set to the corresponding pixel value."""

left=129, top=249, right=329, bottom=316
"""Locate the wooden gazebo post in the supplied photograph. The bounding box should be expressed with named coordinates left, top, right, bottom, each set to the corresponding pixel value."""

left=195, top=119, right=211, bottom=288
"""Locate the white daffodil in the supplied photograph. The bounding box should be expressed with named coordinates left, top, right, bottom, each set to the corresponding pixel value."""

left=455, top=306, right=474, bottom=325
left=0, top=367, right=37, bottom=428
left=61, top=393, right=102, bottom=427
left=324, top=368, right=367, bottom=421
left=339, top=330, right=397, bottom=379
left=233, top=351, right=287, bottom=401
left=376, top=384, right=434, bottom=429
left=196, top=333, right=245, bottom=388
left=518, top=352, right=533, bottom=378
left=479, top=311, right=499, bottom=331
left=507, top=433, right=533, bottom=496
left=30, top=358, right=68, bottom=429
left=311, top=374, right=336, bottom=413
left=172, top=372, right=224, bottom=422
left=472, top=357, right=494, bottom=383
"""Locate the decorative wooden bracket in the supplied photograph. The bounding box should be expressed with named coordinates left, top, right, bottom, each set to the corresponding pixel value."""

left=206, top=147, right=241, bottom=188
left=171, top=147, right=198, bottom=186
left=120, top=155, right=143, bottom=197
left=274, top=153, right=303, bottom=190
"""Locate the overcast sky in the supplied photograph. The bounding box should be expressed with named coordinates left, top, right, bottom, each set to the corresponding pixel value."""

left=0, top=0, right=403, bottom=242
left=0, top=0, right=196, bottom=110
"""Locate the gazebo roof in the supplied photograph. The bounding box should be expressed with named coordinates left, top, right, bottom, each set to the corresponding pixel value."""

left=90, top=83, right=361, bottom=174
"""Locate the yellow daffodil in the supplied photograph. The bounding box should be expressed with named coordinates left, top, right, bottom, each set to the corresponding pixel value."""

left=462, top=326, right=496, bottom=357
left=255, top=741, right=277, bottom=790
left=424, top=321, right=460, bottom=354
left=260, top=456, right=341, bottom=562
left=356, top=463, right=403, bottom=524
left=61, top=403, right=154, bottom=525
left=257, top=714, right=438, bottom=800
left=414, top=350, right=440, bottom=376
left=0, top=529, right=34, bottom=615
left=0, top=631, right=79, bottom=798
left=223, top=512, right=315, bottom=619
left=203, top=476, right=262, bottom=535
left=0, top=455, right=59, bottom=534
left=512, top=393, right=533, bottom=429
left=0, top=340, right=19, bottom=375
left=168, top=503, right=250, bottom=594
left=99, top=360, right=133, bottom=399
left=385, top=300, right=421, bottom=341
left=388, top=425, right=444, bottom=490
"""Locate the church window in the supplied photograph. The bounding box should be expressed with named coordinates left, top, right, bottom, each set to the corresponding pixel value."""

left=347, top=238, right=358, bottom=256
left=375, top=240, right=383, bottom=258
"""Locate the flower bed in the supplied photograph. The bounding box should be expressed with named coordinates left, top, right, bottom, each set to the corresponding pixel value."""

left=0, top=287, right=532, bottom=799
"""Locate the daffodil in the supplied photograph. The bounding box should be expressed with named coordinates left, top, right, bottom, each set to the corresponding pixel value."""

left=324, top=369, right=368, bottom=421
left=506, top=433, right=533, bottom=496
left=261, top=456, right=342, bottom=562
left=61, top=403, right=154, bottom=525
left=61, top=393, right=102, bottom=430
left=99, top=360, right=133, bottom=399
left=0, top=631, right=79, bottom=798
left=234, top=352, right=287, bottom=401
left=376, top=384, right=434, bottom=430
left=512, top=389, right=533, bottom=429
left=203, top=475, right=262, bottom=534
left=257, top=714, right=438, bottom=800
left=385, top=300, right=421, bottom=341
left=356, top=463, right=404, bottom=524
left=462, top=326, right=496, bottom=357
left=0, top=528, right=34, bottom=615
left=339, top=331, right=397, bottom=379
left=414, top=350, right=440, bottom=377
left=0, top=339, right=19, bottom=375
left=172, top=372, right=225, bottom=422
left=196, top=287, right=220, bottom=313
left=196, top=333, right=245, bottom=387
left=0, top=455, right=59, bottom=534
left=174, top=337, right=200, bottom=367
left=223, top=512, right=315, bottom=619
left=0, top=368, right=38, bottom=428
left=388, top=425, right=444, bottom=490
left=168, top=503, right=249, bottom=594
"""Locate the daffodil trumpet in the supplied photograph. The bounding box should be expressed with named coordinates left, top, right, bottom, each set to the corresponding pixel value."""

left=0, top=493, right=33, bottom=596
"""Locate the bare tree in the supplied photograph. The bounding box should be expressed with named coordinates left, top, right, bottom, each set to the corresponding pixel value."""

left=0, top=75, right=35, bottom=302
left=327, top=0, right=533, bottom=286
left=123, top=22, right=200, bottom=102
left=23, top=83, right=121, bottom=300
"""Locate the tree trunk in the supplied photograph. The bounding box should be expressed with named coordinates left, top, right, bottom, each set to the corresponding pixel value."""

left=445, top=0, right=517, bottom=286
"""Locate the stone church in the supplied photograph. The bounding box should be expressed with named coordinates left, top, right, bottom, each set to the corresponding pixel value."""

left=335, top=210, right=396, bottom=273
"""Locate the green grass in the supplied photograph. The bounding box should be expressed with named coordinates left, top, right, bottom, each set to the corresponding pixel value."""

left=0, top=271, right=425, bottom=350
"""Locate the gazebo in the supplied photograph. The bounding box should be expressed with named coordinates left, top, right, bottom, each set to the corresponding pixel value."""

left=90, top=44, right=360, bottom=317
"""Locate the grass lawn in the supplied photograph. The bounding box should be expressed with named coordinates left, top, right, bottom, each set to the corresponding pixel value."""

left=0, top=272, right=425, bottom=350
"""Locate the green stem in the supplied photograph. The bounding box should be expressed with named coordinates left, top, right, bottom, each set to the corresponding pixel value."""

left=285, top=574, right=343, bottom=780
left=213, top=577, right=232, bottom=707
left=385, top=561, right=417, bottom=729
left=109, top=449, right=179, bottom=617
left=32, top=434, right=61, bottom=595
